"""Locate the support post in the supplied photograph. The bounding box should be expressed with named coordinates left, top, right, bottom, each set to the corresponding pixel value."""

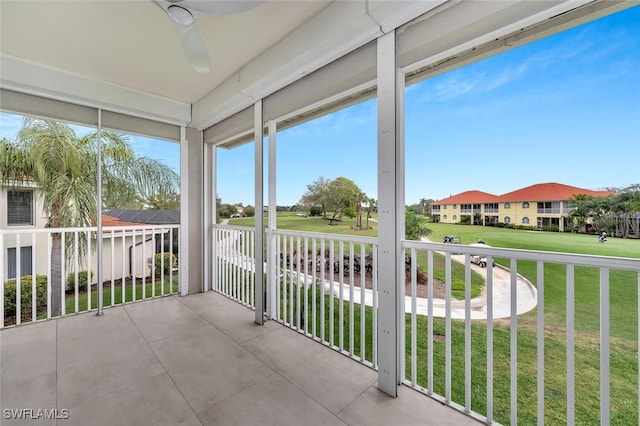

left=96, top=109, right=104, bottom=316
left=376, top=30, right=404, bottom=397
left=254, top=100, right=265, bottom=324
left=267, top=120, right=278, bottom=318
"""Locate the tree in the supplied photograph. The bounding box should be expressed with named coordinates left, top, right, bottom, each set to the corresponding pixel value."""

left=137, top=188, right=180, bottom=210
left=0, top=117, right=179, bottom=317
left=300, top=177, right=330, bottom=217
left=405, top=210, right=431, bottom=240
left=568, top=194, right=594, bottom=232
left=323, top=177, right=363, bottom=225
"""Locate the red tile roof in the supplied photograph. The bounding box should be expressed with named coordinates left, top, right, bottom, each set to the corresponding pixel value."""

left=101, top=214, right=144, bottom=227
left=432, top=182, right=615, bottom=205
left=432, top=190, right=499, bottom=205
left=495, top=182, right=615, bottom=202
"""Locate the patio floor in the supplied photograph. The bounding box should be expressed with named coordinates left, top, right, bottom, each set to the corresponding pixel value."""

left=1, top=291, right=480, bottom=425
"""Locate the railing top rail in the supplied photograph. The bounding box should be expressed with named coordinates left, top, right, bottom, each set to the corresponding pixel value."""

left=402, top=240, right=640, bottom=271
left=0, top=224, right=180, bottom=235
left=212, top=224, right=256, bottom=232
left=272, top=228, right=378, bottom=245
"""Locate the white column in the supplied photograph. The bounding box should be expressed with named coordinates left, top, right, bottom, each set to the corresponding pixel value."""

left=203, top=142, right=210, bottom=292
left=254, top=100, right=265, bottom=324
left=377, top=30, right=404, bottom=397
left=267, top=120, right=278, bottom=318
left=179, top=126, right=189, bottom=296
left=210, top=145, right=218, bottom=292
left=96, top=108, right=104, bottom=316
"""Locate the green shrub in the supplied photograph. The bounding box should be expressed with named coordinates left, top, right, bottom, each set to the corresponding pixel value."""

left=66, top=270, right=94, bottom=291
left=151, top=252, right=177, bottom=277
left=4, top=275, right=48, bottom=323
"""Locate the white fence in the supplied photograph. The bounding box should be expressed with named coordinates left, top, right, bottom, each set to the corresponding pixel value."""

left=1, top=224, right=180, bottom=327
left=212, top=224, right=640, bottom=425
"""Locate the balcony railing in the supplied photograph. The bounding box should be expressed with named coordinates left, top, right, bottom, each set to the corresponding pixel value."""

left=1, top=224, right=180, bottom=327
left=213, top=224, right=639, bottom=425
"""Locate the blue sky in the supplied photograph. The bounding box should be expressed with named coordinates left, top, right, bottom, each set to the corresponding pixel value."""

left=2, top=6, right=638, bottom=206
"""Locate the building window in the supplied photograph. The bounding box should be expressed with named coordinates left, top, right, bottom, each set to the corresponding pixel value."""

left=504, top=216, right=511, bottom=223
left=453, top=204, right=457, bottom=209
left=453, top=215, right=457, bottom=221
left=504, top=202, right=511, bottom=209
left=522, top=202, right=530, bottom=209
left=443, top=215, right=448, bottom=220
left=7, top=190, right=34, bottom=226
left=7, top=246, right=33, bottom=279
left=522, top=217, right=530, bottom=224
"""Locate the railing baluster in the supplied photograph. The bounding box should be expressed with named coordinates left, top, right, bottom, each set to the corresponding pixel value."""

left=510, top=258, right=518, bottom=425
left=283, top=235, right=288, bottom=324
left=339, top=241, right=344, bottom=351
left=74, top=231, right=79, bottom=313
left=537, top=261, right=545, bottom=426
left=427, top=249, right=434, bottom=394
left=149, top=230, right=154, bottom=298
left=110, top=231, right=115, bottom=305
left=486, top=257, right=494, bottom=423
left=289, top=235, right=294, bottom=324
left=60, top=232, right=65, bottom=316
left=411, top=248, right=417, bottom=386
left=600, top=268, right=610, bottom=425
left=566, top=264, right=575, bottom=426
left=360, top=243, right=366, bottom=363
left=122, top=229, right=127, bottom=303
left=296, top=236, right=301, bottom=330
left=47, top=234, right=51, bottom=319
left=349, top=242, right=354, bottom=357
left=142, top=228, right=146, bottom=300
left=16, top=234, right=21, bottom=325
left=131, top=229, right=136, bottom=302
left=1, top=232, right=5, bottom=327
left=304, top=237, right=309, bottom=335
left=464, top=254, right=471, bottom=412
left=320, top=239, right=325, bottom=342
left=87, top=230, right=91, bottom=310
left=31, top=233, right=36, bottom=322
left=445, top=252, right=452, bottom=403
left=312, top=238, right=317, bottom=338
left=329, top=239, right=334, bottom=347
left=169, top=228, right=174, bottom=295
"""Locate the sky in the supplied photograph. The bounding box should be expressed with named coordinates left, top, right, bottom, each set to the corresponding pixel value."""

left=1, top=6, right=638, bottom=207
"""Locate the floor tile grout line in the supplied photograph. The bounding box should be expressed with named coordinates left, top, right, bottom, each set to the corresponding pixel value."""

left=121, top=301, right=205, bottom=426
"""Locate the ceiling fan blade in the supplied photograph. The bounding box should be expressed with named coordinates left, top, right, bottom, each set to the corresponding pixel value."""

left=177, top=23, right=211, bottom=73
left=178, top=0, right=265, bottom=16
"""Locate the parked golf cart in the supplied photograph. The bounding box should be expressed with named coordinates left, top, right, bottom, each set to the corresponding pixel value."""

left=443, top=235, right=461, bottom=244
left=469, top=240, right=495, bottom=268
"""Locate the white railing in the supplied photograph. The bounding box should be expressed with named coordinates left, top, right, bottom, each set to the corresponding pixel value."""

left=210, top=224, right=640, bottom=424
left=402, top=240, right=640, bottom=426
left=212, top=224, right=379, bottom=368
left=212, top=225, right=257, bottom=309
left=271, top=229, right=379, bottom=368
left=1, top=224, right=180, bottom=328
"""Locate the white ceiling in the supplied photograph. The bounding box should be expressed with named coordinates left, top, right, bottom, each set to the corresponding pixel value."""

left=0, top=0, right=329, bottom=104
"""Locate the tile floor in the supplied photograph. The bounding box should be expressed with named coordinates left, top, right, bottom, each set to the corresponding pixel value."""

left=1, top=291, right=480, bottom=425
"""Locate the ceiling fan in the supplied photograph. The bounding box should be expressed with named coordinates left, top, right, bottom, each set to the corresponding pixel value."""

left=154, top=0, right=264, bottom=73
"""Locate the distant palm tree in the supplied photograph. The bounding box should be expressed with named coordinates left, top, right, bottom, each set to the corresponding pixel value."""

left=1, top=117, right=178, bottom=316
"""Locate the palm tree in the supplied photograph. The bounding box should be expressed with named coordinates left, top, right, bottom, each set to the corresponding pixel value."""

left=1, top=117, right=178, bottom=316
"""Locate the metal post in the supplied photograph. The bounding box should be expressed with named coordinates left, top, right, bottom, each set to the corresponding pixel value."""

left=179, top=126, right=189, bottom=296
left=267, top=120, right=277, bottom=318
left=376, top=30, right=404, bottom=396
left=254, top=100, right=265, bottom=325
left=96, top=109, right=104, bottom=316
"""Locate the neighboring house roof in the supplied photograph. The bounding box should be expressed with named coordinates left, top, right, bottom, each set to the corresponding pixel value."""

left=104, top=210, right=180, bottom=225
left=432, top=190, right=499, bottom=205
left=101, top=214, right=143, bottom=227
left=495, top=182, right=614, bottom=202
left=432, top=182, right=615, bottom=206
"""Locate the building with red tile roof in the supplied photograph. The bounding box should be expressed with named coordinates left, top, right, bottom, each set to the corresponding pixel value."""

left=431, top=182, right=616, bottom=231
